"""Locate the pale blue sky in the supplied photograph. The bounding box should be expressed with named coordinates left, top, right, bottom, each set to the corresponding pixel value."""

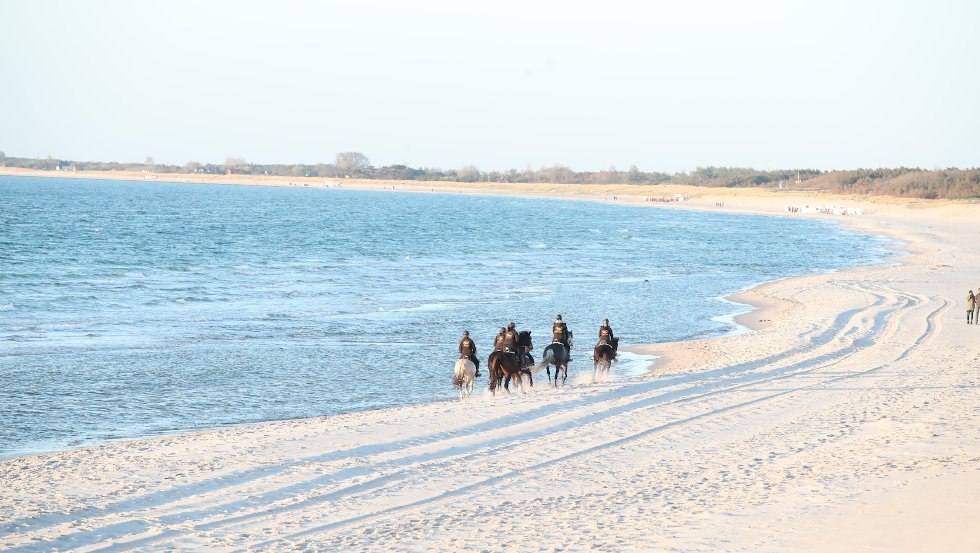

left=2, top=0, right=977, bottom=172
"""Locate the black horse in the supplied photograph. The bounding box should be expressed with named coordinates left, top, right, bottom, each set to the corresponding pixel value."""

left=488, top=330, right=533, bottom=395
left=592, top=337, right=619, bottom=381
left=537, top=330, right=573, bottom=387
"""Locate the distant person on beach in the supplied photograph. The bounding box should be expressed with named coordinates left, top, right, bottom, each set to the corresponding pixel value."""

left=493, top=327, right=506, bottom=351
left=598, top=318, right=615, bottom=345
left=974, top=289, right=980, bottom=323
left=459, top=330, right=480, bottom=376
left=968, top=290, right=977, bottom=324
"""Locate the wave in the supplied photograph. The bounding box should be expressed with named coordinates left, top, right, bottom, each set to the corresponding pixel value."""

left=261, top=311, right=318, bottom=320
left=173, top=296, right=216, bottom=304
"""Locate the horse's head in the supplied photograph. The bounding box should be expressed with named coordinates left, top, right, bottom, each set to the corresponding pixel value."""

left=518, top=330, right=533, bottom=349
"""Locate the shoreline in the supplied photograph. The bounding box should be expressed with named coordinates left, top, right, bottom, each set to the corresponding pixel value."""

left=0, top=167, right=848, bottom=459
left=0, top=166, right=914, bottom=378
left=2, top=168, right=979, bottom=551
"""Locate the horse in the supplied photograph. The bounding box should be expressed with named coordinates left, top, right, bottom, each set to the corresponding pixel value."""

left=453, top=358, right=477, bottom=399
left=537, top=330, right=573, bottom=387
left=593, top=337, right=619, bottom=382
left=488, top=330, right=533, bottom=395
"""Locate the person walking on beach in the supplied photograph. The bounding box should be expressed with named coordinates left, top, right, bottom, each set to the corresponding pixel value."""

left=974, top=288, right=980, bottom=324
left=459, top=330, right=480, bottom=377
left=968, top=290, right=976, bottom=324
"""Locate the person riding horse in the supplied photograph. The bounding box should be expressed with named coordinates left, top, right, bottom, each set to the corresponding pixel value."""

left=502, top=322, right=531, bottom=368
left=458, top=330, right=480, bottom=377
left=598, top=318, right=615, bottom=346
left=488, top=328, right=534, bottom=394
left=493, top=327, right=506, bottom=352
left=502, top=322, right=520, bottom=354
left=593, top=319, right=618, bottom=381
left=552, top=314, right=571, bottom=361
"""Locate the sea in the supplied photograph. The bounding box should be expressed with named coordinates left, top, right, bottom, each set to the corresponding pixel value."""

left=0, top=176, right=893, bottom=458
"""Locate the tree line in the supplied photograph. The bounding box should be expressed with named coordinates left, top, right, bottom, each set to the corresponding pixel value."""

left=1, top=150, right=977, bottom=200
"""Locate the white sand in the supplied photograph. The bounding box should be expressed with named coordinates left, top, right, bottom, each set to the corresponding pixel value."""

left=1, top=178, right=979, bottom=552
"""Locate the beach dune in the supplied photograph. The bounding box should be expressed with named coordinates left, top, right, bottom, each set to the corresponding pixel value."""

left=1, top=172, right=978, bottom=551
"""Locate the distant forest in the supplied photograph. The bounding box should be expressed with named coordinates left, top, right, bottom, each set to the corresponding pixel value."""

left=2, top=151, right=978, bottom=200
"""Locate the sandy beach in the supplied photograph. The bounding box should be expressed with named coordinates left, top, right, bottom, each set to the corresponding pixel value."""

left=1, top=168, right=979, bottom=551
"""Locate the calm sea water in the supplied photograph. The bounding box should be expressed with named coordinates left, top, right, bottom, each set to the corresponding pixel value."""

left=0, top=176, right=891, bottom=457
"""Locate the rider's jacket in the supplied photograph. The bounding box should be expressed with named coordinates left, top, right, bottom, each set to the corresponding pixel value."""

left=502, top=329, right=520, bottom=352
left=598, top=325, right=614, bottom=344
left=552, top=322, right=568, bottom=343
left=459, top=337, right=476, bottom=357
left=493, top=334, right=505, bottom=351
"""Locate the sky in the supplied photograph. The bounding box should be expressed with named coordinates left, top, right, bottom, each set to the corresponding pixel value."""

left=1, top=0, right=978, bottom=173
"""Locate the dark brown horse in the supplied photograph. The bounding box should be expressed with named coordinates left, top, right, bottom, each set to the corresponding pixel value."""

left=488, top=330, right=533, bottom=395
left=592, top=337, right=619, bottom=382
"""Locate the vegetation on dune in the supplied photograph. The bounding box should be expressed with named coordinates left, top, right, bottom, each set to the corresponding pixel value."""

left=1, top=150, right=977, bottom=200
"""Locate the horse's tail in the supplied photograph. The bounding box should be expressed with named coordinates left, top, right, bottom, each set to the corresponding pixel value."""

left=530, top=346, right=554, bottom=375
left=454, top=359, right=471, bottom=387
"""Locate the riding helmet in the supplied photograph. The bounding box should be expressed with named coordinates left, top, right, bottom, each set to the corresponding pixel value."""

left=556, top=315, right=562, bottom=321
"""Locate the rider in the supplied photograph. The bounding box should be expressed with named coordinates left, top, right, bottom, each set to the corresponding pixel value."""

left=503, top=322, right=532, bottom=369
left=502, top=322, right=520, bottom=355
left=493, top=327, right=506, bottom=351
left=598, top=318, right=615, bottom=346
left=458, top=330, right=480, bottom=377
left=552, top=314, right=571, bottom=360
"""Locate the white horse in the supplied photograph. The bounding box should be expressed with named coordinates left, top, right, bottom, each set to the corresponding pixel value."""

left=453, top=358, right=477, bottom=399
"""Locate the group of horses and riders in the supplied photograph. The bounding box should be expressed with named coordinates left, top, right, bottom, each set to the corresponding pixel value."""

left=453, top=315, right=620, bottom=397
